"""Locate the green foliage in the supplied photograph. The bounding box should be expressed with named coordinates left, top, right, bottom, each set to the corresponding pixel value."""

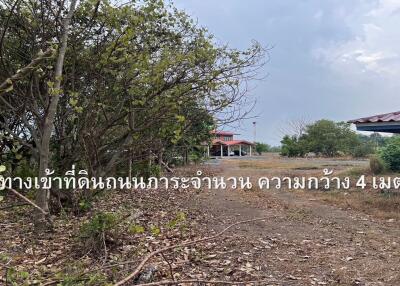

left=269, top=146, right=281, bottom=153
left=167, top=211, right=187, bottom=229
left=280, top=135, right=307, bottom=157
left=358, top=132, right=388, bottom=148
left=57, top=272, right=107, bottom=286
left=150, top=225, right=161, bottom=236
left=130, top=161, right=161, bottom=179
left=80, top=212, right=117, bottom=237
left=6, top=267, right=30, bottom=286
left=79, top=212, right=118, bottom=256
left=255, top=142, right=270, bottom=155
left=128, top=224, right=145, bottom=234
left=0, top=132, right=35, bottom=176
left=0, top=253, right=11, bottom=263
left=303, top=120, right=358, bottom=157
left=280, top=120, right=375, bottom=158
left=379, top=136, right=400, bottom=171
left=12, top=160, right=37, bottom=179
left=0, top=0, right=263, bottom=181
left=369, top=154, right=386, bottom=175
left=78, top=199, right=92, bottom=212
left=351, top=141, right=375, bottom=158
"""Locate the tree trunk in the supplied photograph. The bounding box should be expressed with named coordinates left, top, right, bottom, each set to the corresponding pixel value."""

left=35, top=0, right=78, bottom=230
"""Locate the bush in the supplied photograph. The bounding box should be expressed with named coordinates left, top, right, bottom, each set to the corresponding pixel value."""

left=269, top=146, right=281, bottom=153
left=255, top=142, right=270, bottom=155
left=280, top=120, right=360, bottom=157
left=380, top=136, right=400, bottom=171
left=131, top=161, right=161, bottom=179
left=280, top=135, right=307, bottom=157
left=369, top=155, right=385, bottom=174
left=351, top=142, right=375, bottom=158
left=79, top=212, right=118, bottom=257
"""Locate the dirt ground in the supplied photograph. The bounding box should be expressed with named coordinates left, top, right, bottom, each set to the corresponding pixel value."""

left=188, top=154, right=400, bottom=285
left=1, top=154, right=399, bottom=285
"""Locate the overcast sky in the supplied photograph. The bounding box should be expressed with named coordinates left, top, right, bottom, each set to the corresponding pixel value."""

left=174, top=0, right=400, bottom=145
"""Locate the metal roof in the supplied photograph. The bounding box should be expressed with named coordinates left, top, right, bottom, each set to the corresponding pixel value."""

left=212, top=139, right=254, bottom=146
left=349, top=111, right=400, bottom=124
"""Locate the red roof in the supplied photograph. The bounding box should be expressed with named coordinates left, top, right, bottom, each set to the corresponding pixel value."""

left=212, top=139, right=254, bottom=146
left=210, top=130, right=235, bottom=136
left=349, top=111, right=400, bottom=124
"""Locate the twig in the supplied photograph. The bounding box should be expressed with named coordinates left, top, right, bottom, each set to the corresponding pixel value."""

left=6, top=188, right=48, bottom=216
left=0, top=47, right=56, bottom=95
left=102, top=230, right=108, bottom=264
left=113, top=217, right=267, bottom=286
left=160, top=252, right=175, bottom=281
left=160, top=159, right=173, bottom=173
left=5, top=188, right=53, bottom=226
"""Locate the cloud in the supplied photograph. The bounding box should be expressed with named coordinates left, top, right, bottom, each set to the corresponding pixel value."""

left=174, top=0, right=400, bottom=144
left=314, top=0, right=400, bottom=79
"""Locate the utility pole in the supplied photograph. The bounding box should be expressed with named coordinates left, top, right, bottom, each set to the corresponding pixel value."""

left=253, top=121, right=257, bottom=143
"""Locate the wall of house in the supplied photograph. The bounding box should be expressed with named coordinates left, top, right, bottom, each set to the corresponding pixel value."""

left=216, top=135, right=233, bottom=141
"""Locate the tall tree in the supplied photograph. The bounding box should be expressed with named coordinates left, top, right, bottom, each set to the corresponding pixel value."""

left=0, top=0, right=264, bottom=222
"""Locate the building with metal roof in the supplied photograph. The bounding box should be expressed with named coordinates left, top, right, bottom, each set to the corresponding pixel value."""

left=208, top=130, right=254, bottom=157
left=349, top=111, right=400, bottom=133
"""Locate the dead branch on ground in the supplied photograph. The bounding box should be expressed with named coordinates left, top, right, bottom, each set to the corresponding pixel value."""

left=113, top=217, right=267, bottom=286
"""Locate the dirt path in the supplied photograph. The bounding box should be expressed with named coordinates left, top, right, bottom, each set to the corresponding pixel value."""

left=189, top=157, right=400, bottom=285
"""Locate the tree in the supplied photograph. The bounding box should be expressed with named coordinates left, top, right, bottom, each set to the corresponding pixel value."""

left=0, top=0, right=78, bottom=228
left=278, top=116, right=310, bottom=138
left=280, top=120, right=372, bottom=158
left=301, top=120, right=359, bottom=157
left=379, top=136, right=400, bottom=171
left=280, top=135, right=307, bottom=157
left=255, top=142, right=270, bottom=155
left=0, top=0, right=265, bottom=224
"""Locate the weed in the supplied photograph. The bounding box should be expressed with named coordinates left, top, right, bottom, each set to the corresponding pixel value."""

left=167, top=211, right=187, bottom=229
left=369, top=155, right=386, bottom=175
left=128, top=224, right=145, bottom=234
left=6, top=267, right=29, bottom=286
left=78, top=212, right=118, bottom=257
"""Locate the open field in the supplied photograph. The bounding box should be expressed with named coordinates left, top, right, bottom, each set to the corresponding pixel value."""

left=190, top=154, right=400, bottom=285
left=1, top=154, right=400, bottom=285
left=231, top=153, right=400, bottom=220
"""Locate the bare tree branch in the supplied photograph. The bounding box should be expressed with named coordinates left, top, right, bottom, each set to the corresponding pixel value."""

left=0, top=47, right=56, bottom=95
left=113, top=217, right=267, bottom=286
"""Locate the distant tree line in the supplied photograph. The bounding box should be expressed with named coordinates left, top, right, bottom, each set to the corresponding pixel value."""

left=280, top=119, right=389, bottom=158
left=255, top=142, right=280, bottom=155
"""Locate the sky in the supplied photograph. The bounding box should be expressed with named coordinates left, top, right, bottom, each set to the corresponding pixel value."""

left=173, top=0, right=400, bottom=145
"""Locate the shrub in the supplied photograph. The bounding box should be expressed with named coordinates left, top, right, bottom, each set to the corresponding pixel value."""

left=369, top=155, right=385, bottom=174
left=78, top=212, right=118, bottom=257
left=379, top=136, right=400, bottom=171
left=255, top=142, right=270, bottom=155
left=280, top=135, right=307, bottom=157
left=131, top=161, right=161, bottom=179
left=280, top=120, right=365, bottom=158
left=351, top=142, right=375, bottom=158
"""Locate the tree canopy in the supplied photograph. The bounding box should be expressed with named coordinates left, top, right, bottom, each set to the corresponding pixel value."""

left=0, top=0, right=264, bottom=225
left=280, top=119, right=376, bottom=158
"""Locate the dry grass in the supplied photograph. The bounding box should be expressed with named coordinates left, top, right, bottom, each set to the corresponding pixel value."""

left=286, top=207, right=313, bottom=221
left=238, top=160, right=318, bottom=170
left=232, top=155, right=399, bottom=221
left=316, top=190, right=400, bottom=220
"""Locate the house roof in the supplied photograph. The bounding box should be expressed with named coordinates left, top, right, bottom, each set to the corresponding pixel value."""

left=212, top=139, right=254, bottom=146
left=210, top=130, right=235, bottom=136
left=349, top=111, right=400, bottom=124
